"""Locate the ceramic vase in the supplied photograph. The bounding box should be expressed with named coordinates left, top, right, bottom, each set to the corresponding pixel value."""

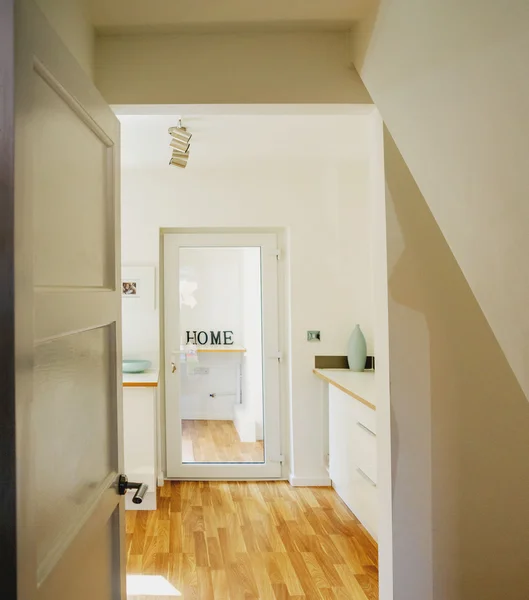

left=347, top=324, right=367, bottom=372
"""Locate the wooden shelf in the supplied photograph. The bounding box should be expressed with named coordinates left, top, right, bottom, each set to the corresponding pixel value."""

left=179, top=345, right=246, bottom=354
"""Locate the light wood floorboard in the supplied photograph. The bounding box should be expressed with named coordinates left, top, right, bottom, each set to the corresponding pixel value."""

left=126, top=481, right=379, bottom=599
left=182, top=419, right=265, bottom=463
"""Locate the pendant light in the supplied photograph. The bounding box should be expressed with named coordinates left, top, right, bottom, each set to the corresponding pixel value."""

left=170, top=137, right=190, bottom=153
left=169, top=125, right=192, bottom=144
left=169, top=151, right=189, bottom=169
left=168, top=120, right=192, bottom=169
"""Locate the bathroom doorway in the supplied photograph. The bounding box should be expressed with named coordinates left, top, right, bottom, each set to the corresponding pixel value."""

left=163, top=232, right=282, bottom=478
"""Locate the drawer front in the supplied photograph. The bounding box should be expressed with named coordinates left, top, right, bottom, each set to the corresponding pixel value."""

left=351, top=466, right=378, bottom=540
left=355, top=401, right=377, bottom=435
left=332, top=465, right=378, bottom=541
left=355, top=421, right=377, bottom=484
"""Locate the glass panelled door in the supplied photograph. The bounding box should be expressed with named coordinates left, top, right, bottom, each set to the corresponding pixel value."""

left=164, top=233, right=282, bottom=478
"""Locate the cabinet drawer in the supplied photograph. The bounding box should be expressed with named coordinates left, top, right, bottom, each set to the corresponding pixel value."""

left=332, top=465, right=378, bottom=541
left=351, top=466, right=378, bottom=540
left=355, top=401, right=377, bottom=435
left=327, top=381, right=378, bottom=540
left=355, top=421, right=377, bottom=484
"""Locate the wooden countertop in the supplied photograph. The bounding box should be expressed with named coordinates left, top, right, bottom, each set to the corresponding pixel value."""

left=123, top=369, right=159, bottom=388
left=313, top=368, right=376, bottom=411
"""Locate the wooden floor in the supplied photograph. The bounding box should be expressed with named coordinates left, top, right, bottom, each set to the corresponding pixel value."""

left=126, top=481, right=379, bottom=599
left=182, top=420, right=265, bottom=463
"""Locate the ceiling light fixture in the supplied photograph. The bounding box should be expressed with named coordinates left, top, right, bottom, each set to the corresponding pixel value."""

left=169, top=150, right=189, bottom=169
left=168, top=120, right=192, bottom=169
left=169, top=137, right=190, bottom=153
left=169, top=125, right=192, bottom=144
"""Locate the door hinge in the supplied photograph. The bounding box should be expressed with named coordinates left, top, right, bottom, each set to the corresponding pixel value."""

left=270, top=351, right=283, bottom=362
left=272, top=454, right=285, bottom=464
left=273, top=249, right=281, bottom=260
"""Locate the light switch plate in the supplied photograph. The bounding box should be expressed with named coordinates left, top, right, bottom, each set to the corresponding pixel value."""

left=192, top=366, right=210, bottom=375
left=307, top=330, right=321, bottom=342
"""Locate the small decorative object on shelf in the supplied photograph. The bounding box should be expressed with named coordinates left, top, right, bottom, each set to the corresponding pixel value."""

left=347, top=324, right=367, bottom=372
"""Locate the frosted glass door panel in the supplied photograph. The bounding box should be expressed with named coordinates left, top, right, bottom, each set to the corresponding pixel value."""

left=178, top=247, right=264, bottom=464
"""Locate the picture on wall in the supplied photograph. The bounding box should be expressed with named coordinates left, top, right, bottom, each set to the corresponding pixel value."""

left=122, top=280, right=140, bottom=297
left=121, top=266, right=156, bottom=309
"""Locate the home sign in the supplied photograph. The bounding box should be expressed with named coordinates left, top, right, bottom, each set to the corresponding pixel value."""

left=186, top=330, right=234, bottom=345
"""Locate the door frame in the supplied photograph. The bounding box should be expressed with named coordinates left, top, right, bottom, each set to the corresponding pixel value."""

left=0, top=0, right=16, bottom=594
left=160, top=228, right=288, bottom=480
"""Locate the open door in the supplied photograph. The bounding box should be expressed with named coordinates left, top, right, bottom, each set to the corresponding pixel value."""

left=11, top=1, right=126, bottom=598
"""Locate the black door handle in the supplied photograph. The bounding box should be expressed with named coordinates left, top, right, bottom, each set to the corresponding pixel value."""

left=118, top=474, right=148, bottom=505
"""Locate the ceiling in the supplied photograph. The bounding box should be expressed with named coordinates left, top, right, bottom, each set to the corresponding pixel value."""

left=89, top=0, right=375, bottom=35
left=119, top=113, right=372, bottom=169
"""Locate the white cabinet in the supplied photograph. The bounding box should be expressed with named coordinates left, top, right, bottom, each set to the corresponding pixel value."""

left=123, top=384, right=159, bottom=510
left=328, top=385, right=378, bottom=539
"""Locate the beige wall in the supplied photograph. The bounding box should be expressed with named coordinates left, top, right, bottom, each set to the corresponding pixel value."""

left=89, top=0, right=373, bottom=33
left=351, top=7, right=529, bottom=593
left=352, top=0, right=529, bottom=399
left=384, top=127, right=529, bottom=600
left=95, top=32, right=371, bottom=104
left=34, top=0, right=94, bottom=78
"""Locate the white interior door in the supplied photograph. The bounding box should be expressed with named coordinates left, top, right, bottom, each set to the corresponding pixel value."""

left=164, top=233, right=282, bottom=478
left=14, top=1, right=126, bottom=599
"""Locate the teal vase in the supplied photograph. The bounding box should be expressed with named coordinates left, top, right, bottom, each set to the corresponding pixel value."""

left=347, top=325, right=367, bottom=372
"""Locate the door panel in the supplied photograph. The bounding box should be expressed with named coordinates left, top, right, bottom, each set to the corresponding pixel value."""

left=38, top=497, right=122, bottom=600
left=34, top=326, right=117, bottom=579
left=14, top=1, right=125, bottom=599
left=32, top=61, right=115, bottom=289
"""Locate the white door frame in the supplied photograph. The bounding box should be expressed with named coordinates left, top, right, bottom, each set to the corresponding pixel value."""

left=163, top=232, right=283, bottom=479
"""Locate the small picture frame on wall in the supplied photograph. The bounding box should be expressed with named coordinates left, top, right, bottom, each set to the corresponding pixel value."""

left=121, top=266, right=156, bottom=309
left=122, top=280, right=140, bottom=297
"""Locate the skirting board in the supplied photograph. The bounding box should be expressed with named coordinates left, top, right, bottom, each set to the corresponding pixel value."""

left=289, top=474, right=332, bottom=487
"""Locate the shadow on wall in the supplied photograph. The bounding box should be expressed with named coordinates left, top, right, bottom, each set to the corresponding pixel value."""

left=384, top=126, right=529, bottom=600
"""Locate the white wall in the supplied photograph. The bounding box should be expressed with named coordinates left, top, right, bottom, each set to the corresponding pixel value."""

left=34, top=0, right=94, bottom=78
left=367, top=112, right=393, bottom=600
left=380, top=127, right=529, bottom=600
left=95, top=32, right=371, bottom=105
left=120, top=111, right=375, bottom=483
left=352, top=0, right=529, bottom=400
left=349, top=4, right=529, bottom=597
